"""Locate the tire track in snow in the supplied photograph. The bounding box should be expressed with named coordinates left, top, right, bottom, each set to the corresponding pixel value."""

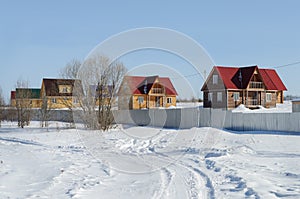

left=152, top=152, right=214, bottom=199
left=151, top=167, right=174, bottom=199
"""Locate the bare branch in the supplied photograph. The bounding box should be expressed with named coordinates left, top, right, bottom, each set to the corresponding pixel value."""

left=60, top=59, right=81, bottom=79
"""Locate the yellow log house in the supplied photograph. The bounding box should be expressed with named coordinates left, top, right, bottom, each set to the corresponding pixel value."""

left=118, top=75, right=177, bottom=110
left=40, top=78, right=81, bottom=109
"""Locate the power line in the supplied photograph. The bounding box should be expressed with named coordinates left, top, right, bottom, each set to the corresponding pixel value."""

left=273, top=61, right=300, bottom=69
left=169, top=60, right=300, bottom=80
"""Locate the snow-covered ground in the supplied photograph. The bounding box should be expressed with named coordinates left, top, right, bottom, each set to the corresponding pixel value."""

left=0, top=121, right=299, bottom=198
left=232, top=101, right=292, bottom=113
left=176, top=101, right=292, bottom=113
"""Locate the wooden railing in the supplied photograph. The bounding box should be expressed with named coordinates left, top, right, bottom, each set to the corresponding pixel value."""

left=249, top=81, right=263, bottom=89
left=152, top=88, right=163, bottom=94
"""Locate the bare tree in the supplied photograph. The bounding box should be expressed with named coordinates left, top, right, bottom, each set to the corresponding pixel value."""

left=39, top=95, right=53, bottom=128
left=15, top=80, right=32, bottom=128
left=60, top=59, right=81, bottom=79
left=75, top=55, right=127, bottom=131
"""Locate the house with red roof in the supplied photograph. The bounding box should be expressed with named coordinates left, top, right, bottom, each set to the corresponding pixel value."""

left=118, top=75, right=177, bottom=109
left=201, top=66, right=287, bottom=109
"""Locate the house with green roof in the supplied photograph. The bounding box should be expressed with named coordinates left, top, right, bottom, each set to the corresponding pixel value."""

left=11, top=88, right=41, bottom=108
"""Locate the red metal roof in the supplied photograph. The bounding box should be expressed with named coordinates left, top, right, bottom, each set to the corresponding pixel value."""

left=10, top=91, right=16, bottom=100
left=202, top=66, right=287, bottom=91
left=121, top=76, right=177, bottom=95
left=259, top=69, right=287, bottom=91
left=215, top=66, right=239, bottom=89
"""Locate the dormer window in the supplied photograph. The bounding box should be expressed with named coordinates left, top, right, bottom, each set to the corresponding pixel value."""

left=59, top=85, right=72, bottom=93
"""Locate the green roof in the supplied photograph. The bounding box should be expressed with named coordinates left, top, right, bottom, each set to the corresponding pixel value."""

left=16, top=88, right=41, bottom=99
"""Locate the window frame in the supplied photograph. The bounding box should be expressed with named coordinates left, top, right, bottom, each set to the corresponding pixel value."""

left=266, top=93, right=272, bottom=102
left=208, top=92, right=213, bottom=102
left=73, top=97, right=79, bottom=104
left=138, top=96, right=144, bottom=104
left=213, top=75, right=218, bottom=85
left=217, top=92, right=222, bottom=102
left=233, top=92, right=240, bottom=101
left=51, top=98, right=57, bottom=104
left=167, top=97, right=172, bottom=104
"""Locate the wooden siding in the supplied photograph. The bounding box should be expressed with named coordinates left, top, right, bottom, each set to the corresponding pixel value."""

left=227, top=91, right=243, bottom=109
left=264, top=92, right=277, bottom=108
left=131, top=94, right=176, bottom=109
left=202, top=70, right=226, bottom=92
left=203, top=90, right=227, bottom=109
left=12, top=99, right=42, bottom=109
left=276, top=91, right=283, bottom=103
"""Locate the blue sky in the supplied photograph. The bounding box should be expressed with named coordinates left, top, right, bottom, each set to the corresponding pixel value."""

left=1, top=1, right=300, bottom=102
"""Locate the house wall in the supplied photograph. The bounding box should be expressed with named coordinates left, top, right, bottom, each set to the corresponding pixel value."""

left=276, top=91, right=283, bottom=103
left=131, top=95, right=176, bottom=109
left=203, top=90, right=227, bottom=109
left=118, top=95, right=132, bottom=110
left=227, top=90, right=243, bottom=109
left=10, top=99, right=16, bottom=107
left=132, top=94, right=148, bottom=109
left=202, top=69, right=226, bottom=108
left=11, top=99, right=42, bottom=108
left=264, top=91, right=277, bottom=108
left=47, top=97, right=74, bottom=109
left=166, top=95, right=176, bottom=108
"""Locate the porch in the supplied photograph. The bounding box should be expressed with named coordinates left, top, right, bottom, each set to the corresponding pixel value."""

left=243, top=91, right=263, bottom=108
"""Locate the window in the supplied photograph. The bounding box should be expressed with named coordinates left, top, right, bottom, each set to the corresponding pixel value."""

left=73, top=98, right=79, bottom=104
left=59, top=85, right=71, bottom=94
left=233, top=92, right=240, bottom=101
left=63, top=87, right=68, bottom=93
left=51, top=98, right=57, bottom=103
left=266, top=93, right=272, bottom=102
left=138, top=96, right=144, bottom=104
left=217, top=92, right=222, bottom=102
left=213, top=75, right=218, bottom=84
left=167, top=97, right=172, bottom=103
left=208, top=92, right=213, bottom=102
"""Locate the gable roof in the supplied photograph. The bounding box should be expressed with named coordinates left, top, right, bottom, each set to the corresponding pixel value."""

left=202, top=65, right=287, bottom=91
left=42, top=78, right=77, bottom=96
left=259, top=69, right=287, bottom=91
left=120, top=75, right=177, bottom=95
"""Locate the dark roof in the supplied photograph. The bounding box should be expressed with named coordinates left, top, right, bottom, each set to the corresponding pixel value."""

left=120, top=75, right=177, bottom=95
left=42, top=78, right=78, bottom=96
left=15, top=88, right=41, bottom=99
left=202, top=66, right=287, bottom=91
left=11, top=91, right=16, bottom=100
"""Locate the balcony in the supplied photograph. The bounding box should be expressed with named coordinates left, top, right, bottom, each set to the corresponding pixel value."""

left=152, top=88, right=163, bottom=94
left=249, top=81, right=263, bottom=89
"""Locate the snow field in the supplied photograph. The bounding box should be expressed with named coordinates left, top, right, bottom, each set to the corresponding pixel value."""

left=0, top=121, right=299, bottom=198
